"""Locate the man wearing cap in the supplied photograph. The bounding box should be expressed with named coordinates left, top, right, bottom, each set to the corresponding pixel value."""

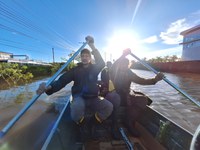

left=36, top=36, right=113, bottom=139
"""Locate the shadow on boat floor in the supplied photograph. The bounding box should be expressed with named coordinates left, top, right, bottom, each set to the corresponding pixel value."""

left=46, top=106, right=149, bottom=150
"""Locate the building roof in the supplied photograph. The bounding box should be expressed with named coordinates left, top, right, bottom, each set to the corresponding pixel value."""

left=180, top=24, right=200, bottom=35
left=0, top=51, right=13, bottom=55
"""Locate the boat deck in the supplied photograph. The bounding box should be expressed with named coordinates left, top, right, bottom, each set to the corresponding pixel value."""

left=45, top=100, right=193, bottom=150
left=82, top=123, right=166, bottom=150
left=46, top=121, right=164, bottom=150
left=46, top=105, right=166, bottom=150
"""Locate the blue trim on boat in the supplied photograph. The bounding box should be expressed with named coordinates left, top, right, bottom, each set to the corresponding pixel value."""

left=41, top=95, right=71, bottom=150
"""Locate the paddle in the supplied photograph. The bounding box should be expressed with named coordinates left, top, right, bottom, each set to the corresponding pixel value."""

left=130, top=52, right=200, bottom=108
left=119, top=127, right=134, bottom=150
left=41, top=97, right=70, bottom=150
left=0, top=42, right=87, bottom=138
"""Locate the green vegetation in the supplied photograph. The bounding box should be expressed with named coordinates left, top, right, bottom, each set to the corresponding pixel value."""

left=130, top=55, right=181, bottom=70
left=0, top=63, right=33, bottom=87
left=27, top=65, right=52, bottom=76
left=156, top=121, right=170, bottom=144
left=0, top=62, right=77, bottom=88
left=21, top=62, right=76, bottom=78
left=146, top=55, right=180, bottom=63
left=50, top=62, right=77, bottom=73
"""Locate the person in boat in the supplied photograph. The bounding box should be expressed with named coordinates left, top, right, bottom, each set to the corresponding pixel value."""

left=99, top=61, right=113, bottom=97
left=36, top=36, right=113, bottom=139
left=110, top=48, right=164, bottom=137
left=99, top=61, right=121, bottom=140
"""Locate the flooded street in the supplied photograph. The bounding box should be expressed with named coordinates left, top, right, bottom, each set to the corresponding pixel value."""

left=0, top=77, right=72, bottom=150
left=0, top=77, right=50, bottom=109
left=0, top=70, right=200, bottom=149
left=131, top=70, right=200, bottom=134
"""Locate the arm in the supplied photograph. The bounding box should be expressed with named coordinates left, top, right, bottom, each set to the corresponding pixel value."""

left=110, top=49, right=129, bottom=72
left=92, top=48, right=105, bottom=70
left=110, top=48, right=163, bottom=85
left=86, top=36, right=105, bottom=72
left=129, top=70, right=163, bottom=85
left=110, top=49, right=131, bottom=82
left=46, top=70, right=74, bottom=95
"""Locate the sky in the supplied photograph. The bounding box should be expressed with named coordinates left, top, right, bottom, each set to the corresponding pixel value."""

left=1, top=0, right=200, bottom=63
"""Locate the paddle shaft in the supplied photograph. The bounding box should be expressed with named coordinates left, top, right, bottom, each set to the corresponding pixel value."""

left=41, top=98, right=70, bottom=150
left=0, top=42, right=87, bottom=137
left=130, top=53, right=200, bottom=107
left=119, top=127, right=134, bottom=150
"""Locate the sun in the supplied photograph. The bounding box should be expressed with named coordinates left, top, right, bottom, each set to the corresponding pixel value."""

left=103, top=29, right=141, bottom=61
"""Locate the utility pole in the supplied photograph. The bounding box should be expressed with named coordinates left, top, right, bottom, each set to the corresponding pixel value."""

left=52, top=48, right=55, bottom=63
left=104, top=52, right=106, bottom=62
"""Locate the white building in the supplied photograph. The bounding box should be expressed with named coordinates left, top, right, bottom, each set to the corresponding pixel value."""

left=0, top=51, right=50, bottom=66
left=0, top=51, right=13, bottom=61
left=180, top=25, right=200, bottom=61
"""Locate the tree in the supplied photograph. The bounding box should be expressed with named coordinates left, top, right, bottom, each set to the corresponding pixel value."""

left=0, top=63, right=33, bottom=87
left=141, top=57, right=147, bottom=61
left=147, top=55, right=180, bottom=63
left=170, top=55, right=178, bottom=62
left=68, top=50, right=81, bottom=62
left=163, top=56, right=170, bottom=62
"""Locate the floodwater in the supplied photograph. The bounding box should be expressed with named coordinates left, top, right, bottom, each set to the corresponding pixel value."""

left=131, top=70, right=200, bottom=134
left=0, top=70, right=200, bottom=149
left=0, top=77, right=72, bottom=150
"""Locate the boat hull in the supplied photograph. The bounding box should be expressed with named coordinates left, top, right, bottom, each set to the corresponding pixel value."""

left=44, top=94, right=193, bottom=150
left=138, top=106, right=193, bottom=150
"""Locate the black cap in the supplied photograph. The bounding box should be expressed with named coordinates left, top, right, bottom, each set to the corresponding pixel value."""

left=81, top=48, right=91, bottom=56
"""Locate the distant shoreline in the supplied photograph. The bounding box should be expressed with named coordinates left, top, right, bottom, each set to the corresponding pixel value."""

left=132, top=60, right=200, bottom=73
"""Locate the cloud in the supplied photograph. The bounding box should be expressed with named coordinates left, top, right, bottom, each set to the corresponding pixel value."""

left=160, top=10, right=200, bottom=45
left=160, top=19, right=189, bottom=44
left=142, top=35, right=159, bottom=44
left=138, top=46, right=182, bottom=59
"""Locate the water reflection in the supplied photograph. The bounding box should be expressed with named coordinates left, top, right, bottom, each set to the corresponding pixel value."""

left=0, top=78, right=49, bottom=109
left=132, top=70, right=200, bottom=103
left=132, top=69, right=200, bottom=133
left=0, top=101, right=59, bottom=150
left=0, top=77, right=71, bottom=150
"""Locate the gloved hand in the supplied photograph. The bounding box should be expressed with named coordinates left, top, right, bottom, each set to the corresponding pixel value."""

left=85, top=35, right=94, bottom=44
left=36, top=82, right=52, bottom=95
left=122, top=48, right=131, bottom=57
left=155, top=72, right=165, bottom=82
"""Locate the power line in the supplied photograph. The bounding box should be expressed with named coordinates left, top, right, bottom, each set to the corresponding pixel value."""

left=0, top=1, right=76, bottom=50
left=0, top=42, right=51, bottom=55
left=7, top=0, right=78, bottom=49
left=0, top=1, right=84, bottom=62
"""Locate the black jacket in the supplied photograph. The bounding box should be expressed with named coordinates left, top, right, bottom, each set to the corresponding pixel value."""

left=101, top=67, right=110, bottom=85
left=46, top=49, right=105, bottom=97
left=110, top=56, right=157, bottom=103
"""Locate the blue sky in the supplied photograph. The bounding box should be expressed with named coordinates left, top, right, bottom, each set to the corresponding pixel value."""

left=1, top=0, right=200, bottom=62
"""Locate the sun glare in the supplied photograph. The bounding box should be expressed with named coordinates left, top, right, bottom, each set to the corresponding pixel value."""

left=103, top=29, right=142, bottom=61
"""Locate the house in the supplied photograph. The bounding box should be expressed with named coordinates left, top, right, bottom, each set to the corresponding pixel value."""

left=0, top=51, right=50, bottom=66
left=0, top=51, right=13, bottom=62
left=180, top=25, right=200, bottom=61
